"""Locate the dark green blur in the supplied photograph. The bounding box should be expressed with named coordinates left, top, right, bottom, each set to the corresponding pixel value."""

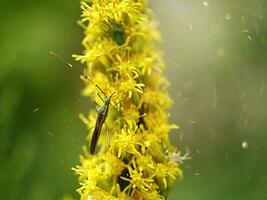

left=0, top=0, right=267, bottom=200
left=0, top=0, right=84, bottom=199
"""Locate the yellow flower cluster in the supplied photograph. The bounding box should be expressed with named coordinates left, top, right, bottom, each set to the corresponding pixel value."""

left=72, top=0, right=183, bottom=199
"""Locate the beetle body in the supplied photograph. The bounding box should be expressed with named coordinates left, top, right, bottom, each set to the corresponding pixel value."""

left=90, top=93, right=115, bottom=154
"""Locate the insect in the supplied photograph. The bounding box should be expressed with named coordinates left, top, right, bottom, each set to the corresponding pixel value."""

left=90, top=90, right=116, bottom=154
left=49, top=51, right=116, bottom=154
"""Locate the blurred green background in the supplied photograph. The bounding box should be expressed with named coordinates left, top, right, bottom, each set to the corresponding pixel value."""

left=0, top=0, right=267, bottom=199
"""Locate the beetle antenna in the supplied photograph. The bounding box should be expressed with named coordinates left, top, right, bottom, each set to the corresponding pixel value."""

left=49, top=51, right=107, bottom=98
left=110, top=91, right=117, bottom=98
left=49, top=51, right=78, bottom=72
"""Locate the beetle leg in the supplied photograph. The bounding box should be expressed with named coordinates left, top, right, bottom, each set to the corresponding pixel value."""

left=114, top=98, right=127, bottom=107
left=94, top=100, right=101, bottom=108
left=97, top=92, right=105, bottom=103
left=105, top=122, right=110, bottom=148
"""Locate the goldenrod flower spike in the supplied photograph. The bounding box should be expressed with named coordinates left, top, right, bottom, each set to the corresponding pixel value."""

left=72, top=0, right=184, bottom=199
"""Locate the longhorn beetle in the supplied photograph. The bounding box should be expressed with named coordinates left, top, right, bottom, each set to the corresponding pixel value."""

left=49, top=51, right=116, bottom=154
